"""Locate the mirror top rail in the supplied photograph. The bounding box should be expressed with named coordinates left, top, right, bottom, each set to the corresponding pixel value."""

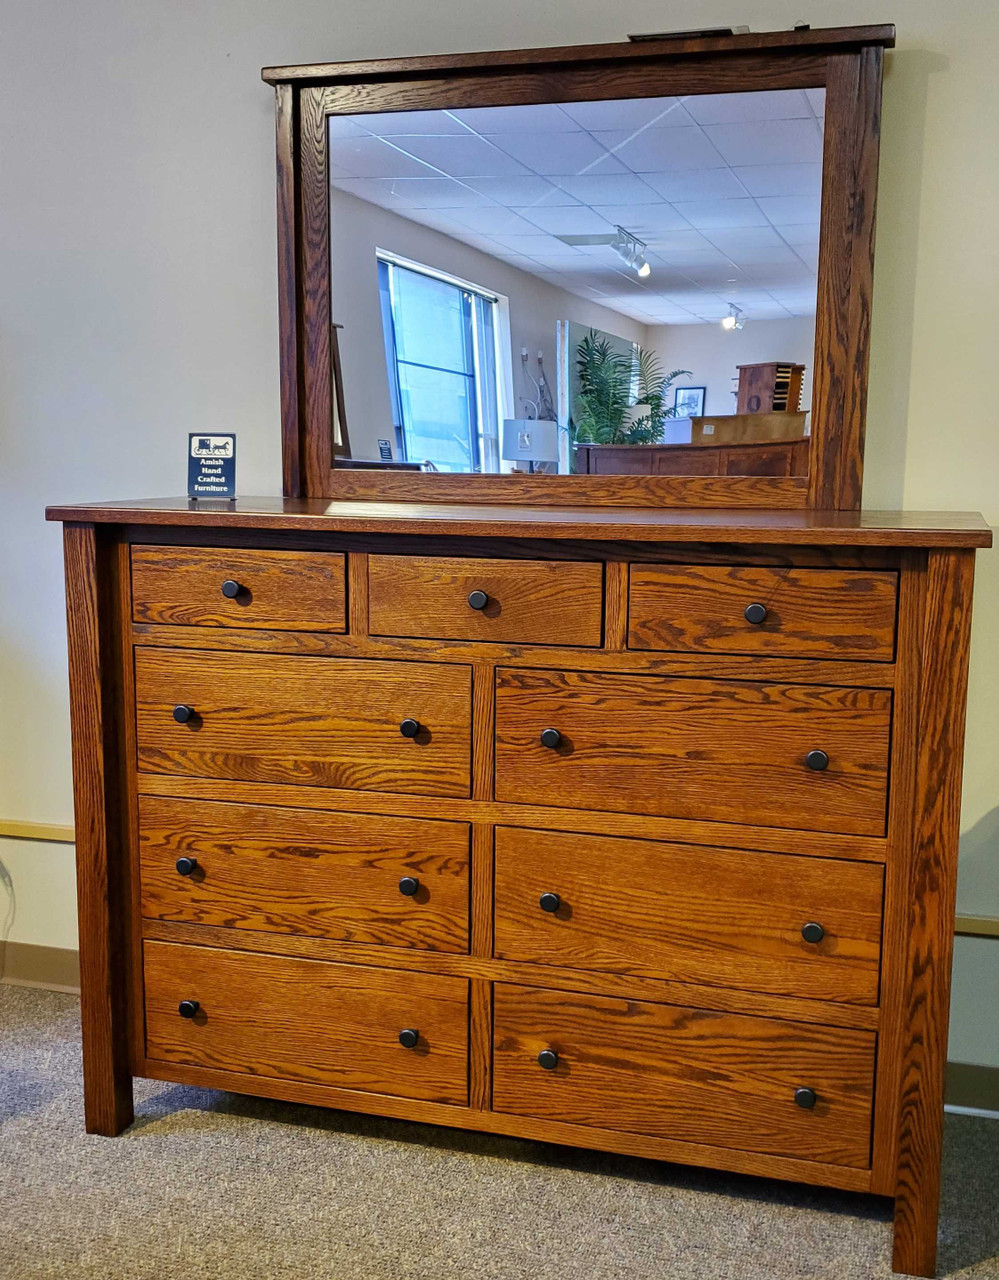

left=261, top=25, right=896, bottom=86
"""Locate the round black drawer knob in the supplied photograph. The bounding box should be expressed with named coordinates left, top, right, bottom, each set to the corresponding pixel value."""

left=467, top=589, right=489, bottom=610
left=399, top=718, right=421, bottom=739
left=539, top=892, right=561, bottom=913
left=744, top=602, right=768, bottom=625
left=399, top=876, right=420, bottom=897
left=805, top=749, right=829, bottom=772
left=172, top=704, right=195, bottom=724
left=221, top=579, right=242, bottom=599
left=175, top=857, right=198, bottom=877
left=537, top=1049, right=559, bottom=1070
left=540, top=728, right=562, bottom=749
left=398, top=1028, right=419, bottom=1049
left=801, top=922, right=825, bottom=944
left=178, top=1000, right=200, bottom=1019
left=794, top=1087, right=817, bottom=1110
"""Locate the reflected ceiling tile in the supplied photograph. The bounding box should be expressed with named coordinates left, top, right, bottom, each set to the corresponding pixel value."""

left=341, top=177, right=494, bottom=208
left=559, top=96, right=692, bottom=130
left=593, top=126, right=727, bottom=172
left=330, top=178, right=421, bottom=208
left=702, top=119, right=824, bottom=167
left=719, top=245, right=805, bottom=266
left=327, top=117, right=373, bottom=138
left=682, top=90, right=812, bottom=124
left=463, top=175, right=581, bottom=206
left=593, top=204, right=691, bottom=232
left=702, top=226, right=784, bottom=252
left=642, top=228, right=717, bottom=254
left=733, top=163, right=822, bottom=197
left=805, top=88, right=827, bottom=115
left=449, top=104, right=581, bottom=133
left=514, top=205, right=616, bottom=235
left=490, top=233, right=584, bottom=256
left=327, top=136, right=440, bottom=179
left=348, top=110, right=469, bottom=135
left=553, top=173, right=662, bottom=204
left=391, top=134, right=531, bottom=176
left=780, top=224, right=821, bottom=247
left=673, top=198, right=769, bottom=230
left=446, top=206, right=542, bottom=234
left=485, top=131, right=626, bottom=176
left=640, top=168, right=747, bottom=201
left=757, top=194, right=822, bottom=225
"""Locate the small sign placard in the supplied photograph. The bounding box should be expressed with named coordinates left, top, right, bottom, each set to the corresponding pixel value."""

left=377, top=438, right=393, bottom=460
left=188, top=434, right=236, bottom=499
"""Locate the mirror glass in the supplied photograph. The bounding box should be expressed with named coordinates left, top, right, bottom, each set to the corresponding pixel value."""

left=328, top=87, right=823, bottom=478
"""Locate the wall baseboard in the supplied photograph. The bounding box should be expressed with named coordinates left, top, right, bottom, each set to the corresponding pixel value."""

left=946, top=1061, right=999, bottom=1114
left=0, top=942, right=80, bottom=993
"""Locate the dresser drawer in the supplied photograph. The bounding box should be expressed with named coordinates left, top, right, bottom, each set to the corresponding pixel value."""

left=492, top=983, right=876, bottom=1167
left=494, top=828, right=883, bottom=1004
left=135, top=649, right=471, bottom=797
left=144, top=941, right=468, bottom=1103
left=368, top=555, right=603, bottom=646
left=139, top=796, right=470, bottom=953
left=628, top=564, right=897, bottom=661
left=494, top=669, right=891, bottom=835
left=131, top=546, right=346, bottom=631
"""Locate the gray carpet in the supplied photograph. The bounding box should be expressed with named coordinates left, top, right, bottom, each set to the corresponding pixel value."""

left=1, top=985, right=996, bottom=1280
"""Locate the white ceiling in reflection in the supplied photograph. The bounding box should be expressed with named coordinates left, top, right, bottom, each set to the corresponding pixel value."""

left=328, top=90, right=824, bottom=325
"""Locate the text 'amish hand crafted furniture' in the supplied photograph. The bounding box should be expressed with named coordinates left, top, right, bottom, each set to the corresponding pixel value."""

left=48, top=24, right=992, bottom=1280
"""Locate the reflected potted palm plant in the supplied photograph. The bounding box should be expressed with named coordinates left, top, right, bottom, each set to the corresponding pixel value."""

left=573, top=331, right=690, bottom=447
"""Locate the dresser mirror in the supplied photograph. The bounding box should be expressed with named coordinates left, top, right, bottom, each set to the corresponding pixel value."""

left=327, top=89, right=820, bottom=481
left=266, top=26, right=891, bottom=508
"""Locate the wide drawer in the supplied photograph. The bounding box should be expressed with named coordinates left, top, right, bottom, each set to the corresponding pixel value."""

left=493, top=828, right=883, bottom=1004
left=135, top=649, right=472, bottom=797
left=628, top=564, right=898, bottom=661
left=139, top=796, right=470, bottom=953
left=368, top=555, right=604, bottom=647
left=492, top=983, right=876, bottom=1167
left=131, top=545, right=346, bottom=631
left=144, top=941, right=469, bottom=1104
left=494, top=668, right=891, bottom=835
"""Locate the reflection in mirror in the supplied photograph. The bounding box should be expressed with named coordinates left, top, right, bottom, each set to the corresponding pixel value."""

left=328, top=88, right=822, bottom=478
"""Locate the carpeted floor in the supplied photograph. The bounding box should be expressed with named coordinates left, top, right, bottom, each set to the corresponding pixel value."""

left=1, top=985, right=996, bottom=1280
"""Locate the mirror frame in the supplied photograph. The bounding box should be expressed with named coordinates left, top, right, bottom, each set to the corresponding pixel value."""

left=263, top=24, right=894, bottom=510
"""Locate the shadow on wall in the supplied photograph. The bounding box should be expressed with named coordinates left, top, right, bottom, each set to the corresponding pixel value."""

left=864, top=48, right=946, bottom=508
left=958, top=805, right=999, bottom=914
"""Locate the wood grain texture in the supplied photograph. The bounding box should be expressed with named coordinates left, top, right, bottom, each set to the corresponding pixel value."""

left=138, top=1054, right=872, bottom=1193
left=298, top=85, right=332, bottom=496
left=368, top=554, right=603, bottom=647
left=602, top=561, right=628, bottom=650
left=261, top=26, right=895, bottom=83
left=471, top=666, right=495, bottom=801
left=892, top=550, right=977, bottom=1279
left=134, top=648, right=472, bottom=797
left=62, top=523, right=134, bottom=1135
left=131, top=545, right=345, bottom=631
left=130, top=623, right=898, bottom=689
left=138, top=795, right=469, bottom=952
left=274, top=82, right=301, bottom=498
left=138, top=771, right=889, bottom=864
left=493, top=827, right=884, bottom=1004
left=468, top=978, right=492, bottom=1111
left=142, top=918, right=880, bottom=1033
left=144, top=940, right=468, bottom=1104
left=575, top=438, right=809, bottom=478
left=628, top=564, right=898, bottom=661
left=495, top=668, right=892, bottom=835
left=45, top=498, right=994, bottom=547
left=492, top=983, right=876, bottom=1167
left=347, top=550, right=369, bottom=636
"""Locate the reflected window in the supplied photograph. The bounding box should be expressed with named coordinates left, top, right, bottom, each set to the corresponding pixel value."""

left=378, top=254, right=501, bottom=472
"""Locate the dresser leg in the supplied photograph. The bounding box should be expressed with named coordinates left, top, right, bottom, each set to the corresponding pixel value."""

left=892, top=1182, right=939, bottom=1278
left=63, top=522, right=135, bottom=1137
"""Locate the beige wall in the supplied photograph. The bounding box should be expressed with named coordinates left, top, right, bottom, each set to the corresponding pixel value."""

left=1, top=1, right=996, bottom=1065
left=329, top=189, right=645, bottom=458
left=647, top=316, right=815, bottom=422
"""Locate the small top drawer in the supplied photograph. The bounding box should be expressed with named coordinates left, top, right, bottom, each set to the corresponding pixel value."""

left=131, top=546, right=346, bottom=631
left=368, top=555, right=603, bottom=647
left=628, top=565, right=898, bottom=661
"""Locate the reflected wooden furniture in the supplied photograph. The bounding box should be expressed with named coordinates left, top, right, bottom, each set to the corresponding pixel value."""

left=690, top=412, right=808, bottom=445
left=737, top=362, right=806, bottom=414
left=48, top=498, right=991, bottom=1279
left=575, top=437, right=809, bottom=478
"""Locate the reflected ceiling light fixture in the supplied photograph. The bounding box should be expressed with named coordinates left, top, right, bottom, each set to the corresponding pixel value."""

left=610, top=226, right=651, bottom=278
left=721, top=302, right=745, bottom=331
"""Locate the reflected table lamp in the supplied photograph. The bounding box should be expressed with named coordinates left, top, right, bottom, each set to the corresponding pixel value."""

left=501, top=419, right=559, bottom=474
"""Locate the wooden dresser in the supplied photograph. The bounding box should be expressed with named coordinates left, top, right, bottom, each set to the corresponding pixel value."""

left=47, top=498, right=990, bottom=1277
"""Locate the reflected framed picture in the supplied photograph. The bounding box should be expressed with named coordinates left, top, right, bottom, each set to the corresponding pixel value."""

left=674, top=386, right=706, bottom=417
